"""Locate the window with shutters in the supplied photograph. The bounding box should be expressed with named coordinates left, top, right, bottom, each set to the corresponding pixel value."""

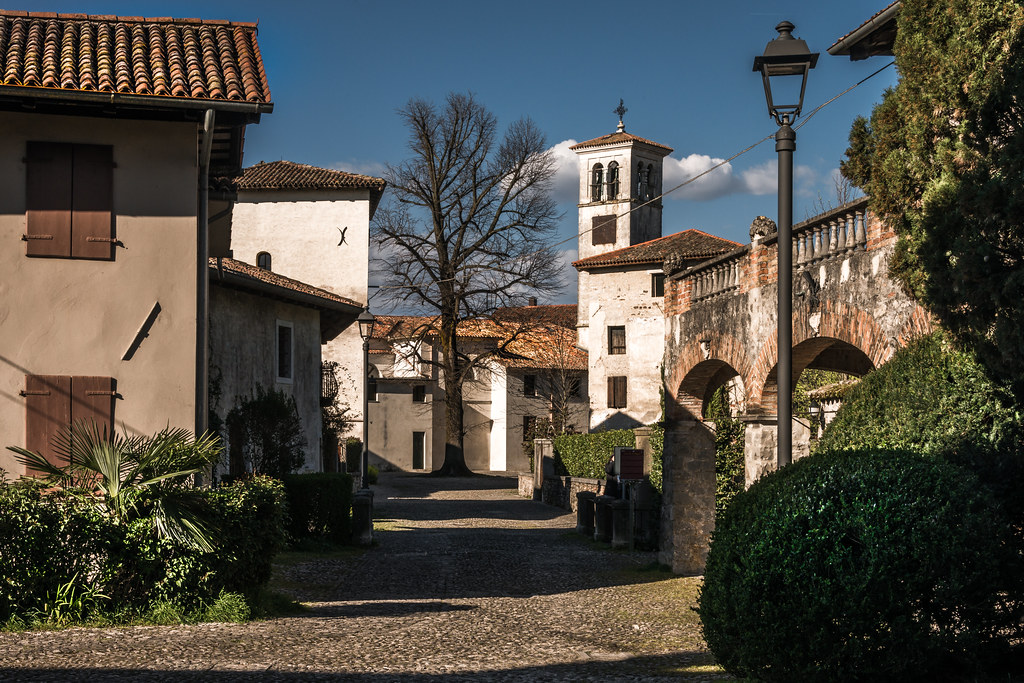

left=607, top=376, right=627, bottom=409
left=21, top=375, right=117, bottom=469
left=591, top=163, right=604, bottom=201
left=25, top=142, right=115, bottom=260
left=592, top=215, right=616, bottom=245
left=606, top=161, right=620, bottom=199
left=276, top=321, right=294, bottom=383
left=608, top=326, right=626, bottom=355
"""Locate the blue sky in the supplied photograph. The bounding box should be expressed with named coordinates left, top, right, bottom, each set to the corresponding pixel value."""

left=34, top=0, right=897, bottom=304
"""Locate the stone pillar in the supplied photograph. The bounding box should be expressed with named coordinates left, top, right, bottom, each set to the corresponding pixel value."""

left=634, top=425, right=653, bottom=474
left=594, top=494, right=614, bottom=543
left=658, top=418, right=715, bottom=575
left=352, top=489, right=374, bottom=546
left=576, top=491, right=596, bottom=535
left=741, top=415, right=777, bottom=488
left=610, top=498, right=630, bottom=549
left=533, top=438, right=552, bottom=501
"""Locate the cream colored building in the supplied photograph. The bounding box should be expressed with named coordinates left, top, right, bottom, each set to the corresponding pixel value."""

left=366, top=308, right=588, bottom=473
left=0, top=12, right=274, bottom=477
left=226, top=161, right=385, bottom=442
left=572, top=123, right=737, bottom=430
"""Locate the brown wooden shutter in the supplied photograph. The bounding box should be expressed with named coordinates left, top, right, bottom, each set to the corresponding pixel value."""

left=23, top=374, right=71, bottom=469
left=607, top=377, right=615, bottom=408
left=71, top=376, right=116, bottom=437
left=25, top=142, right=73, bottom=257
left=71, top=144, right=115, bottom=260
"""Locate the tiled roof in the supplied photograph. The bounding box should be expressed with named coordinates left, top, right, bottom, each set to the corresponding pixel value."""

left=807, top=378, right=860, bottom=400
left=370, top=313, right=587, bottom=371
left=210, top=257, right=362, bottom=311
left=828, top=1, right=900, bottom=59
left=0, top=10, right=271, bottom=106
left=492, top=304, right=576, bottom=329
left=573, top=229, right=739, bottom=270
left=569, top=131, right=673, bottom=154
left=234, top=160, right=386, bottom=192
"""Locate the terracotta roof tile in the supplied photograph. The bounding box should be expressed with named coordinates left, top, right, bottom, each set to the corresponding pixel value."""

left=573, top=229, right=739, bottom=270
left=370, top=313, right=586, bottom=371
left=492, top=304, right=576, bottom=329
left=234, top=160, right=386, bottom=192
left=0, top=10, right=271, bottom=105
left=569, top=131, right=673, bottom=154
left=210, top=257, right=362, bottom=311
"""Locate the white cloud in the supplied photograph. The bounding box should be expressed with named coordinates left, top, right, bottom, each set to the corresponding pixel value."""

left=547, top=139, right=581, bottom=204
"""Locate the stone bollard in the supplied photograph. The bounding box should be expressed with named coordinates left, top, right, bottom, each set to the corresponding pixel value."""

left=576, top=490, right=596, bottom=536
left=352, top=489, right=374, bottom=546
left=611, top=498, right=631, bottom=549
left=594, top=494, right=614, bottom=543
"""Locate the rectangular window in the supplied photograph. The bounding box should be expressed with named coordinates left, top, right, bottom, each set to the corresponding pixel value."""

left=276, top=321, right=294, bottom=383
left=368, top=376, right=378, bottom=402
left=607, top=376, right=627, bottom=409
left=651, top=272, right=665, bottom=297
left=21, top=375, right=116, bottom=469
left=412, top=431, right=426, bottom=470
left=412, top=385, right=426, bottom=402
left=524, top=374, right=537, bottom=397
left=25, top=142, right=114, bottom=260
left=592, top=215, right=616, bottom=245
left=568, top=376, right=582, bottom=397
left=608, top=326, right=626, bottom=355
left=523, top=415, right=537, bottom=441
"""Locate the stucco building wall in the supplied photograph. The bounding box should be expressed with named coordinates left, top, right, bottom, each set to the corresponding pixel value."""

left=209, top=286, right=323, bottom=472
left=583, top=265, right=665, bottom=430
left=230, top=191, right=369, bottom=439
left=0, top=112, right=199, bottom=476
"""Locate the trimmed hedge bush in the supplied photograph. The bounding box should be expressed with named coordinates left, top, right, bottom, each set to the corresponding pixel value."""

left=282, top=472, right=353, bottom=544
left=0, top=475, right=288, bottom=621
left=553, top=429, right=635, bottom=478
left=699, top=449, right=1018, bottom=681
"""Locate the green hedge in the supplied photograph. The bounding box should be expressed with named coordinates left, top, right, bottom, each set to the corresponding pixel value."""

left=282, top=472, right=353, bottom=544
left=699, top=449, right=1019, bottom=681
left=553, top=429, right=635, bottom=478
left=0, top=475, right=288, bottom=621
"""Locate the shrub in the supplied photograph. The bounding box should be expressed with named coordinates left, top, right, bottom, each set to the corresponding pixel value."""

left=282, top=472, right=353, bottom=545
left=226, top=385, right=307, bottom=476
left=553, top=429, right=635, bottom=478
left=0, top=481, right=111, bottom=622
left=699, top=449, right=1018, bottom=681
left=366, top=464, right=379, bottom=485
left=647, top=423, right=664, bottom=493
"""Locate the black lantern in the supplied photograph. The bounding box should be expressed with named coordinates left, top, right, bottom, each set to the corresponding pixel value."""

left=357, top=308, right=376, bottom=341
left=753, top=21, right=819, bottom=126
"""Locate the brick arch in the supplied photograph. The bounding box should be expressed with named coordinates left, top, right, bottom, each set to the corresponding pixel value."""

left=747, top=300, right=889, bottom=410
left=666, top=332, right=748, bottom=421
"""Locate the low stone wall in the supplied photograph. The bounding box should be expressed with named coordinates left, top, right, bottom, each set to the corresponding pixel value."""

left=541, top=476, right=607, bottom=511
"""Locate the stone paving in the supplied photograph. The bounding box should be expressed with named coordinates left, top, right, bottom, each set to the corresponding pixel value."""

left=0, top=473, right=730, bottom=681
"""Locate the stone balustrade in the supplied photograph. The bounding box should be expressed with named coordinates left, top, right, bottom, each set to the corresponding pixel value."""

left=689, top=251, right=745, bottom=303
left=793, top=198, right=869, bottom=268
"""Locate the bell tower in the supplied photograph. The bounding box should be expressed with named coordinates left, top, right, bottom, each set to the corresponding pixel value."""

left=571, top=101, right=673, bottom=263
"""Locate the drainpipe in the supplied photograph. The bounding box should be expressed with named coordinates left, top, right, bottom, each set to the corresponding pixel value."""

left=196, top=109, right=215, bottom=436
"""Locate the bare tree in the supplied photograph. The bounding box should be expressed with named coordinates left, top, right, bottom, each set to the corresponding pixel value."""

left=373, top=93, right=561, bottom=475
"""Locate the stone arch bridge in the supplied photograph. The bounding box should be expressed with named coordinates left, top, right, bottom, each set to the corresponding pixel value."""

left=657, top=196, right=932, bottom=574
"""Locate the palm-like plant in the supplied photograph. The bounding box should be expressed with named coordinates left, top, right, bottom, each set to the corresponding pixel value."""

left=8, top=421, right=222, bottom=551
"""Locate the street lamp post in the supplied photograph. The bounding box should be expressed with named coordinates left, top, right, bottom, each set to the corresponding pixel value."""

left=753, top=21, right=818, bottom=468
left=356, top=308, right=376, bottom=490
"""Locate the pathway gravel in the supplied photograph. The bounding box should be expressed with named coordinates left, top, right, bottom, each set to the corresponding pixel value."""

left=0, top=473, right=729, bottom=681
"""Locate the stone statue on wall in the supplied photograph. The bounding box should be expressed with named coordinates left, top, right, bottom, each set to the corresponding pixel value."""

left=749, top=215, right=777, bottom=240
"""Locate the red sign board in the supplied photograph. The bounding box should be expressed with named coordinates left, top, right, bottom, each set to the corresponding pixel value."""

left=617, top=448, right=645, bottom=480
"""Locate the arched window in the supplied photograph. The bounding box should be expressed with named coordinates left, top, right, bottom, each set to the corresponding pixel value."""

left=637, top=163, right=649, bottom=200
left=606, top=161, right=619, bottom=199
left=257, top=251, right=272, bottom=270
left=646, top=164, right=656, bottom=199
left=591, top=163, right=604, bottom=201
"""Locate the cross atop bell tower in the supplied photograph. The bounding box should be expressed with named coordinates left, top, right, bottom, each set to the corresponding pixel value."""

left=614, top=99, right=627, bottom=132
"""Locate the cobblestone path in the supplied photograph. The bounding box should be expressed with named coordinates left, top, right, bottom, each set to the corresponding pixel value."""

left=0, top=474, right=729, bottom=681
